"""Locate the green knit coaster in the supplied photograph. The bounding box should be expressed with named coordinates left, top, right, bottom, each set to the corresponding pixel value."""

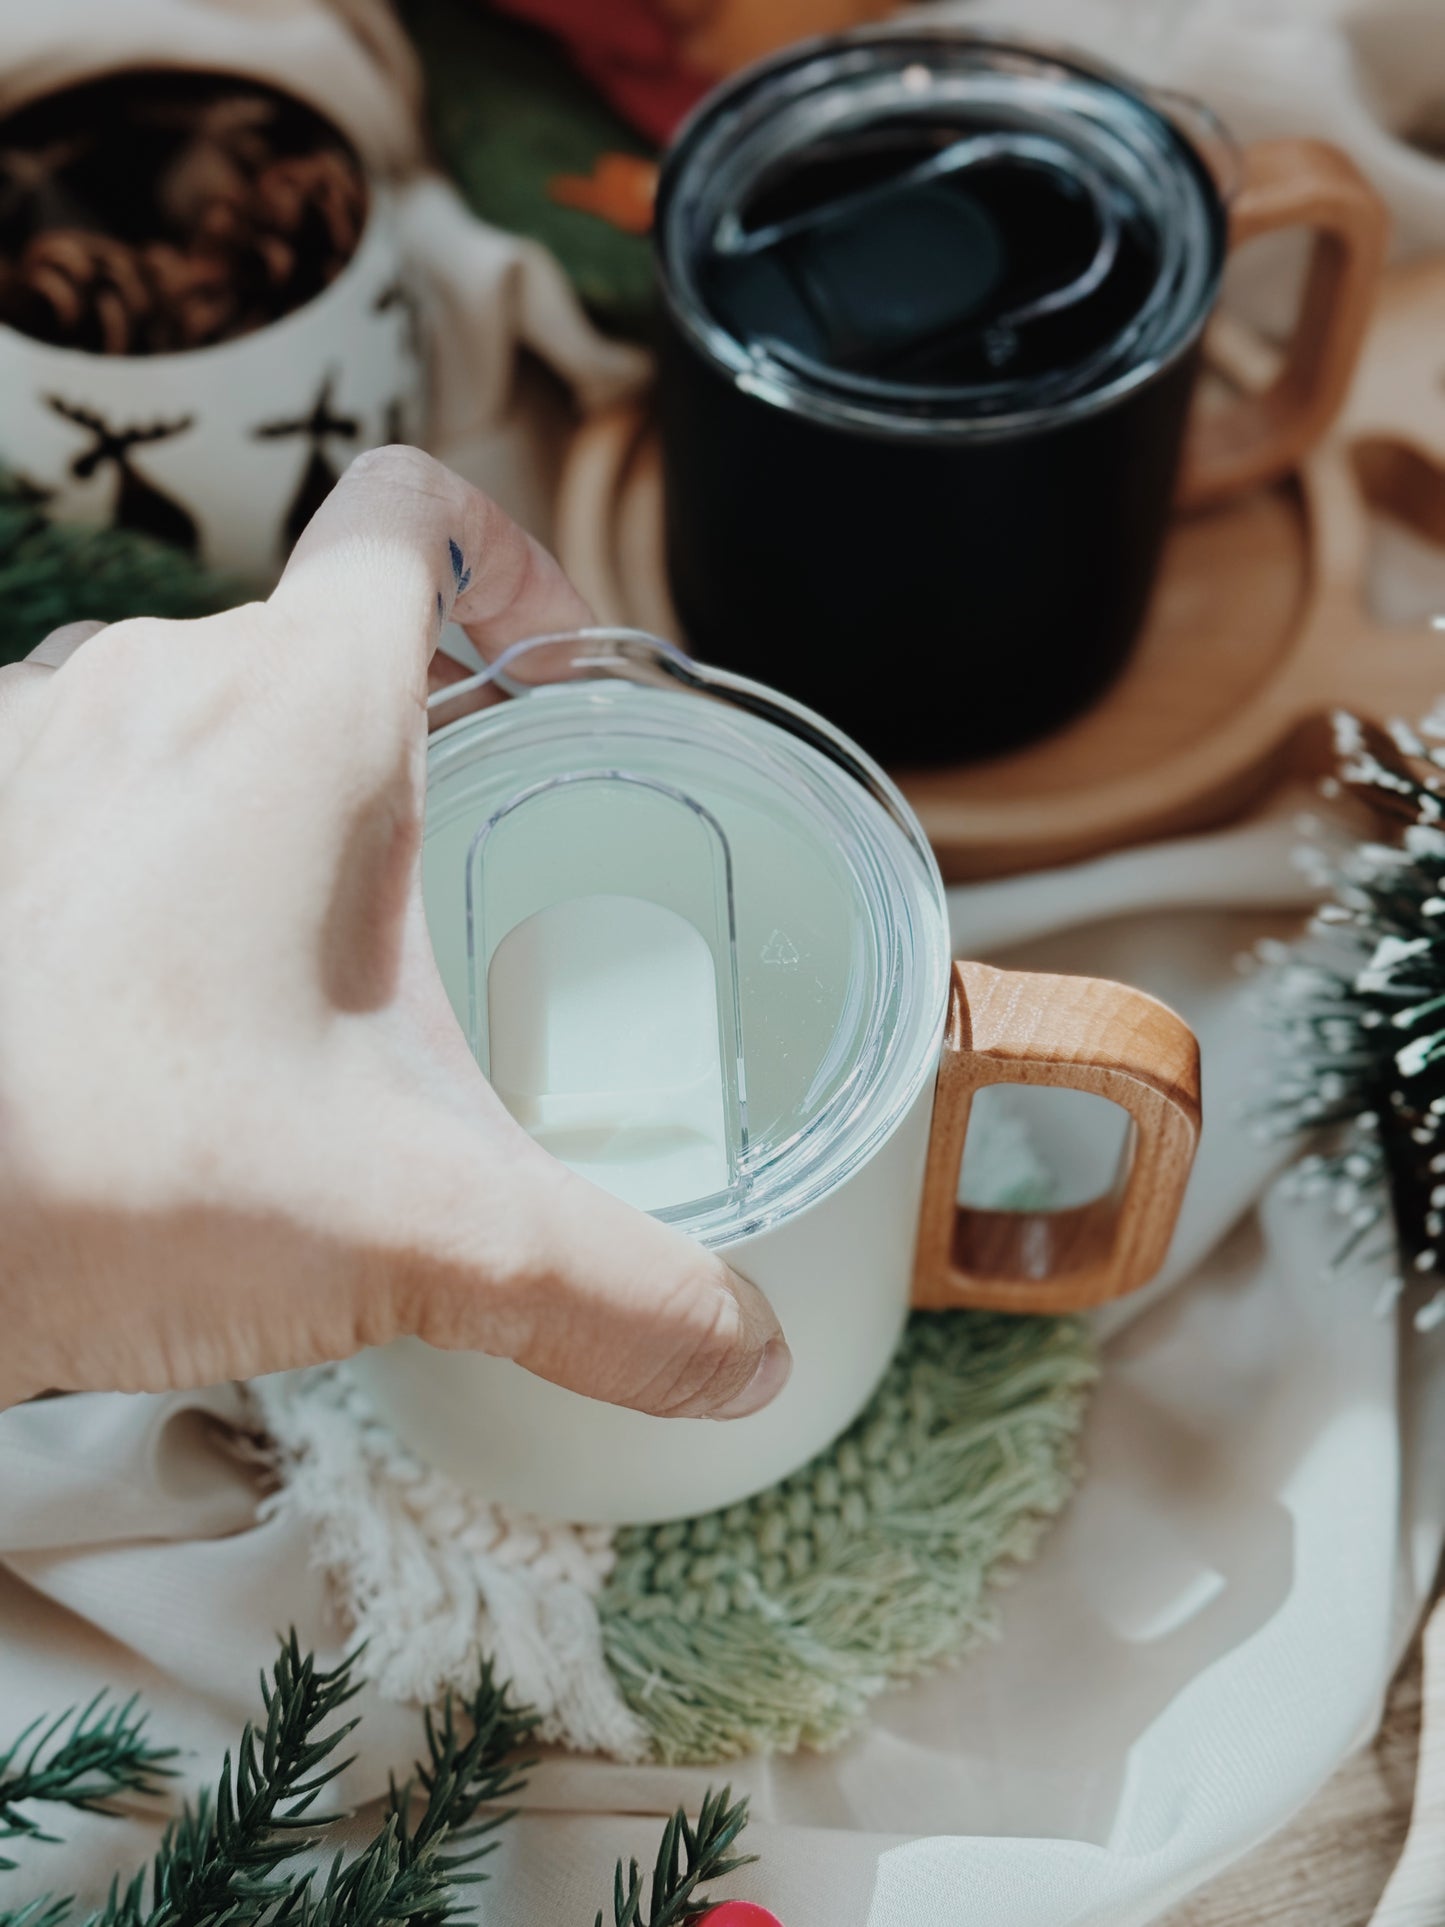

left=599, top=1310, right=1097, bottom=1762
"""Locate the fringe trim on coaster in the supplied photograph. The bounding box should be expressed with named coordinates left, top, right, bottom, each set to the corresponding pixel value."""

left=598, top=1312, right=1097, bottom=1762
left=252, top=1365, right=651, bottom=1760
left=251, top=1314, right=1094, bottom=1764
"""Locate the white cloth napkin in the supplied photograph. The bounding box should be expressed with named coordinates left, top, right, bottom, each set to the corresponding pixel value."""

left=928, top=0, right=1445, bottom=337
left=4, top=798, right=1441, bottom=1927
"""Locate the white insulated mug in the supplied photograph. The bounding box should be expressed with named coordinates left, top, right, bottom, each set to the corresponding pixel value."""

left=349, top=632, right=1201, bottom=1523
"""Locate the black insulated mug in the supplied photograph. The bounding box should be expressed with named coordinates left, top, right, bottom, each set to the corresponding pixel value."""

left=653, top=30, right=1385, bottom=766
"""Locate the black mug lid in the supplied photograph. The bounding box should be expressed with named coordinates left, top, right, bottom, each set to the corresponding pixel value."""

left=656, top=29, right=1232, bottom=439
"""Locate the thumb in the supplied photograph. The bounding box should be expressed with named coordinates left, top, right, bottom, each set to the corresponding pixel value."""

left=383, top=1130, right=793, bottom=1421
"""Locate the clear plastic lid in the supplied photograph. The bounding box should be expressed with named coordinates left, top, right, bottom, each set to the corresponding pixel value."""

left=425, top=631, right=950, bottom=1246
left=657, top=29, right=1231, bottom=437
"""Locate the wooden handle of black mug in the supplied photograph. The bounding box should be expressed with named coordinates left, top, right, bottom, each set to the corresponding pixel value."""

left=1177, top=139, right=1388, bottom=511
left=911, top=963, right=1201, bottom=1314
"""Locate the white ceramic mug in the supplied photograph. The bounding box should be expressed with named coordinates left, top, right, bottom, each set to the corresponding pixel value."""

left=349, top=632, right=1201, bottom=1524
left=0, top=184, right=424, bottom=582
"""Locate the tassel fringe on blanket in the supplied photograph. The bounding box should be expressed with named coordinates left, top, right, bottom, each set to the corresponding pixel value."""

left=256, top=1310, right=1096, bottom=1764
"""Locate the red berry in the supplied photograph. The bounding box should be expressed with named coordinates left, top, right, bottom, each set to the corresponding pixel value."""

left=696, top=1907, right=784, bottom=1927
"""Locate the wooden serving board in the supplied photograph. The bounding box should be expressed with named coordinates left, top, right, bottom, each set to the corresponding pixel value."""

left=556, top=262, right=1445, bottom=880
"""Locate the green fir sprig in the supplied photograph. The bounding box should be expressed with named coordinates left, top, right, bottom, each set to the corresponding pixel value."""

left=279, top=1658, right=536, bottom=1927
left=0, top=475, right=239, bottom=665
left=2, top=1640, right=538, bottom=1927
left=596, top=1785, right=754, bottom=1927
left=92, top=1633, right=363, bottom=1927
left=2, top=1900, right=76, bottom=1927
left=0, top=1641, right=755, bottom=1927
left=1263, top=710, right=1445, bottom=1301
left=0, top=1698, right=177, bottom=1870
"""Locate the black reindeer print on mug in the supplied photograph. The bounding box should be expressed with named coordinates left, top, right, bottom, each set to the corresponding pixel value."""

left=253, top=370, right=359, bottom=555
left=381, top=395, right=410, bottom=445
left=373, top=277, right=424, bottom=371
left=374, top=278, right=425, bottom=448
left=46, top=397, right=197, bottom=552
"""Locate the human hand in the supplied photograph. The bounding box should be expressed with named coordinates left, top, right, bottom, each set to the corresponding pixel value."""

left=0, top=448, right=791, bottom=1419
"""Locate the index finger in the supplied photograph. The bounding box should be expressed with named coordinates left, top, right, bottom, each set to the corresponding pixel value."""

left=268, top=445, right=593, bottom=703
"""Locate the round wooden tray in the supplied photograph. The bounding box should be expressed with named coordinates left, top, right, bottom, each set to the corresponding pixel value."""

left=556, top=264, right=1445, bottom=880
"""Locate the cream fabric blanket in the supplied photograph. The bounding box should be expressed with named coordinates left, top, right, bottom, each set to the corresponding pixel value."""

left=3, top=2, right=1445, bottom=1921
left=934, top=0, right=1445, bottom=332
left=4, top=799, right=1443, bottom=1926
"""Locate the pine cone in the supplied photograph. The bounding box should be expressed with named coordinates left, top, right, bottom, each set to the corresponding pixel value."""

left=10, top=229, right=154, bottom=354
left=150, top=95, right=279, bottom=227
left=0, top=79, right=369, bottom=356
left=199, top=147, right=366, bottom=305
left=0, top=136, right=94, bottom=231
left=140, top=241, right=238, bottom=351
left=258, top=151, right=366, bottom=261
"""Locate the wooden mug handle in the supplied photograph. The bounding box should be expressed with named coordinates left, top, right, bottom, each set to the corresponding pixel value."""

left=1178, top=138, right=1388, bottom=511
left=911, top=962, right=1202, bottom=1315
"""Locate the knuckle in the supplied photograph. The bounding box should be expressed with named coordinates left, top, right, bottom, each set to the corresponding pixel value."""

left=386, top=1246, right=528, bottom=1361
left=384, top=1157, right=545, bottom=1358
left=38, top=618, right=168, bottom=725
left=0, top=661, right=50, bottom=701
left=345, top=442, right=444, bottom=499
left=343, top=1263, right=414, bottom=1355
left=637, top=1267, right=751, bottom=1418
left=68, top=613, right=166, bottom=672
left=47, top=607, right=259, bottom=734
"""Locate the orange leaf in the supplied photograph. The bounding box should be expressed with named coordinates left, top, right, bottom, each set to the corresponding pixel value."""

left=548, top=153, right=659, bottom=235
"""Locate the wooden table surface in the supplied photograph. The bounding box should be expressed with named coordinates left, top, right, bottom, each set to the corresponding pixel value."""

left=1165, top=1637, right=1424, bottom=1927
